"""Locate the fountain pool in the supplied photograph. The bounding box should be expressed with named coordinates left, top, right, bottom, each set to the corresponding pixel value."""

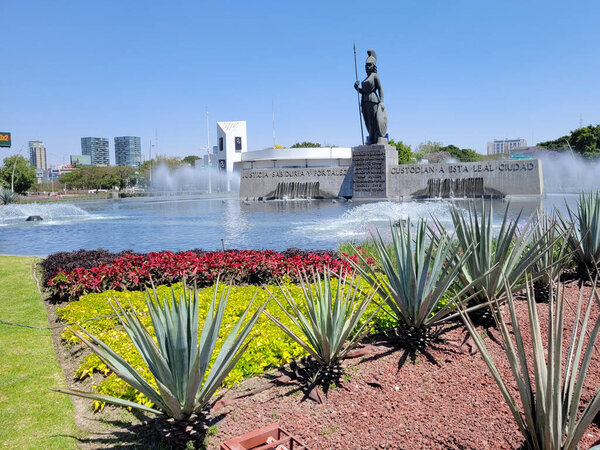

left=0, top=193, right=579, bottom=256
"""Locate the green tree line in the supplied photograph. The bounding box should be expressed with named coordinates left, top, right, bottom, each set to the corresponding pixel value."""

left=388, top=140, right=483, bottom=164
left=538, top=125, right=600, bottom=158
left=0, top=155, right=36, bottom=194
left=60, top=166, right=138, bottom=190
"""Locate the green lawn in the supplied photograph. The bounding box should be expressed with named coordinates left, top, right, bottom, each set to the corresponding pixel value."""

left=0, top=256, right=78, bottom=449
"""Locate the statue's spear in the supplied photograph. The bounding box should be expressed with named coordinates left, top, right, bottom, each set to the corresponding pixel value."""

left=354, top=42, right=365, bottom=145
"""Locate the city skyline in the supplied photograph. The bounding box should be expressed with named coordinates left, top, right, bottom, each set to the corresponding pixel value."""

left=2, top=1, right=600, bottom=166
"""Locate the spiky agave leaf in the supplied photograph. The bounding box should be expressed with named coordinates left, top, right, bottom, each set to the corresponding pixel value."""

left=458, top=276, right=600, bottom=450
left=532, top=212, right=571, bottom=290
left=439, top=202, right=550, bottom=305
left=348, top=218, right=474, bottom=330
left=557, top=191, right=600, bottom=276
left=53, top=280, right=267, bottom=420
left=0, top=188, right=18, bottom=205
left=265, top=267, right=379, bottom=367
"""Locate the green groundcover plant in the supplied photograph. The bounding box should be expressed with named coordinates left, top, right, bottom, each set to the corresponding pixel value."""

left=57, top=281, right=391, bottom=409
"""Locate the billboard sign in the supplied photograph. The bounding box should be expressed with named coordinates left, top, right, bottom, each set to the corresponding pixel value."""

left=0, top=132, right=11, bottom=148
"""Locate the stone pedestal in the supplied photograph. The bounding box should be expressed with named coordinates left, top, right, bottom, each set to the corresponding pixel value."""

left=351, top=144, right=397, bottom=199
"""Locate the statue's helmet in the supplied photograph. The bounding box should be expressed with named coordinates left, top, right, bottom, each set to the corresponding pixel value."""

left=366, top=49, right=377, bottom=65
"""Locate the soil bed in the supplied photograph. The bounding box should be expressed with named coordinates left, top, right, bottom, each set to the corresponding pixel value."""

left=46, top=279, right=600, bottom=449
left=211, top=281, right=600, bottom=449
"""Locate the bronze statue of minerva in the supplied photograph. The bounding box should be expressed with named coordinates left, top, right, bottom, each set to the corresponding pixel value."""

left=354, top=49, right=388, bottom=144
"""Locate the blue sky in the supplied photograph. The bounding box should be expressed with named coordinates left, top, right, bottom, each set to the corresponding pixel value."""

left=2, top=1, right=599, bottom=166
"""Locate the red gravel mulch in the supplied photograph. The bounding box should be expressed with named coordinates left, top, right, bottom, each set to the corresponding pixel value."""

left=211, top=281, right=600, bottom=449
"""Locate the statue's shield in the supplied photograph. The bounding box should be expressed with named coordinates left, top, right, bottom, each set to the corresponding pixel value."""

left=376, top=103, right=388, bottom=138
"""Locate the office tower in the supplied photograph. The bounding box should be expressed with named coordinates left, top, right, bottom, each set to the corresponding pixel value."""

left=81, top=137, right=110, bottom=165
left=114, top=136, right=142, bottom=167
left=28, top=141, right=47, bottom=170
left=487, top=138, right=527, bottom=155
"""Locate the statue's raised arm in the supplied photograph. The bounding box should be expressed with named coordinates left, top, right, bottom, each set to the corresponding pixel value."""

left=354, top=49, right=388, bottom=145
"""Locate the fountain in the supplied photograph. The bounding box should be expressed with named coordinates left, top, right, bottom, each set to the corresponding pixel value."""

left=274, top=181, right=320, bottom=200
left=150, top=163, right=239, bottom=195
left=425, top=178, right=484, bottom=198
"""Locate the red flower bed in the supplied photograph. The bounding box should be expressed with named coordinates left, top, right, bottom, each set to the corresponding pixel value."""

left=47, top=250, right=364, bottom=303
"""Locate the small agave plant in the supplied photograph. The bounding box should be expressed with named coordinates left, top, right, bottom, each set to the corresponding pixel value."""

left=265, top=268, right=379, bottom=389
left=53, top=281, right=266, bottom=443
left=0, top=188, right=18, bottom=205
left=439, top=202, right=549, bottom=306
left=459, top=277, right=600, bottom=450
left=349, top=218, right=473, bottom=339
left=558, top=191, right=600, bottom=277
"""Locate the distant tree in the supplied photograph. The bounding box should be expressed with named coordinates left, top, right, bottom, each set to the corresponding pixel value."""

left=155, top=155, right=184, bottom=169
left=388, top=139, right=413, bottom=164
left=291, top=141, right=321, bottom=148
left=0, top=155, right=36, bottom=194
left=538, top=125, right=600, bottom=158
left=137, top=156, right=185, bottom=186
left=113, top=166, right=137, bottom=190
left=440, top=144, right=483, bottom=162
left=182, top=155, right=200, bottom=166
left=138, top=160, right=152, bottom=186
left=59, top=166, right=136, bottom=190
left=416, top=141, right=443, bottom=154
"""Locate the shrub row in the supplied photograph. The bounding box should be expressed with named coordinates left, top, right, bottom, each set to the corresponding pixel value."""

left=57, top=282, right=393, bottom=409
left=41, top=249, right=141, bottom=287
left=47, top=249, right=361, bottom=303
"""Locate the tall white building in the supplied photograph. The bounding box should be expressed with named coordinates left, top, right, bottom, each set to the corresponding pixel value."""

left=487, top=138, right=527, bottom=155
left=213, top=121, right=247, bottom=175
left=29, top=141, right=47, bottom=171
left=29, top=141, right=47, bottom=183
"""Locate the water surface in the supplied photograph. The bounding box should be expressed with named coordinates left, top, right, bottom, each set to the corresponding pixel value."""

left=0, top=194, right=579, bottom=256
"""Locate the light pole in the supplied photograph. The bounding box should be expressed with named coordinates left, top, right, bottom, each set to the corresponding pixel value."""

left=148, top=140, right=155, bottom=187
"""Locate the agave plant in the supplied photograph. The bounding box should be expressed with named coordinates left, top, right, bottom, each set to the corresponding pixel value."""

left=439, top=202, right=548, bottom=305
left=557, top=191, right=600, bottom=277
left=265, top=268, right=379, bottom=368
left=0, top=187, right=18, bottom=205
left=458, top=278, right=600, bottom=450
left=531, top=212, right=572, bottom=302
left=349, top=218, right=472, bottom=332
left=53, top=281, right=266, bottom=421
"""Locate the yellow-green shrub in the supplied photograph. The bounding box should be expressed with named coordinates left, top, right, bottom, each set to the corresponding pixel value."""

left=57, top=282, right=390, bottom=409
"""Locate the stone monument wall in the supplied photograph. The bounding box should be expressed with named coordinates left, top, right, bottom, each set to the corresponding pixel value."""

left=387, top=159, right=543, bottom=198
left=239, top=167, right=352, bottom=200
left=238, top=154, right=544, bottom=200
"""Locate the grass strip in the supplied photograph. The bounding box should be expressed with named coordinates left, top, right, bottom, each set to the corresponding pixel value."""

left=0, top=256, right=78, bottom=449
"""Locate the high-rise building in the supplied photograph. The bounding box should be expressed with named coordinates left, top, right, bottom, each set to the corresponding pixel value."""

left=81, top=137, right=110, bottom=165
left=114, top=136, right=142, bottom=167
left=487, top=138, right=527, bottom=155
left=28, top=141, right=47, bottom=171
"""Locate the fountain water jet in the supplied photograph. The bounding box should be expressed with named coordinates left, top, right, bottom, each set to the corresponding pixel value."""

left=150, top=163, right=239, bottom=195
